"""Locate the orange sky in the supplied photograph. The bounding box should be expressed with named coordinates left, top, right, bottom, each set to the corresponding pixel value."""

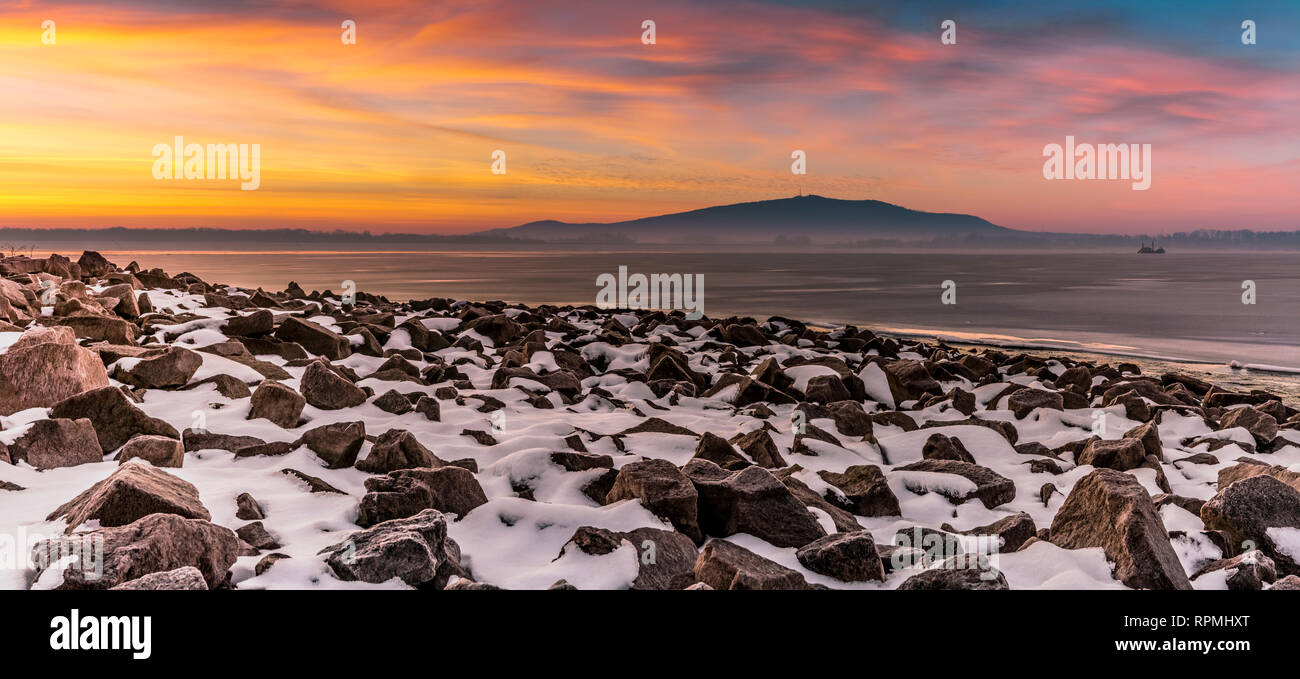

left=0, top=0, right=1296, bottom=234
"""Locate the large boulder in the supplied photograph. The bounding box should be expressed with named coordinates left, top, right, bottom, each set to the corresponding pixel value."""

left=183, top=429, right=265, bottom=453
left=356, top=466, right=488, bottom=526
left=605, top=459, right=702, bottom=544
left=50, top=385, right=179, bottom=454
left=47, top=462, right=210, bottom=533
left=221, top=309, right=274, bottom=337
left=1217, top=462, right=1300, bottom=494
left=1123, top=421, right=1164, bottom=461
left=1077, top=438, right=1146, bottom=471
left=116, top=434, right=185, bottom=468
left=275, top=316, right=351, bottom=360
left=692, top=432, right=749, bottom=470
left=0, top=326, right=109, bottom=415
left=817, top=465, right=901, bottom=517
left=5, top=418, right=102, bottom=470
left=98, top=283, right=140, bottom=319
left=1049, top=468, right=1192, bottom=589
left=1201, top=474, right=1300, bottom=576
left=464, top=314, right=524, bottom=346
left=942, top=512, right=1037, bottom=553
left=1191, top=550, right=1278, bottom=591
left=773, top=467, right=863, bottom=533
left=77, top=250, right=113, bottom=277
left=113, top=346, right=202, bottom=389
left=43, top=315, right=138, bottom=344
left=31, top=513, right=238, bottom=590
left=300, top=360, right=367, bottom=410
left=795, top=530, right=885, bottom=582
left=620, top=527, right=699, bottom=590
left=559, top=526, right=699, bottom=590
left=247, top=380, right=305, bottom=428
left=727, top=428, right=786, bottom=468
left=897, top=554, right=1010, bottom=590
left=1006, top=388, right=1064, bottom=419
left=321, top=509, right=463, bottom=588
left=882, top=359, right=941, bottom=403
left=356, top=429, right=443, bottom=474
left=894, top=459, right=1016, bottom=509
left=1218, top=406, right=1278, bottom=446
left=922, top=433, right=976, bottom=464
left=693, top=538, right=812, bottom=590
left=298, top=420, right=366, bottom=469
left=109, top=566, right=209, bottom=590
left=682, top=459, right=826, bottom=548
left=804, top=374, right=851, bottom=404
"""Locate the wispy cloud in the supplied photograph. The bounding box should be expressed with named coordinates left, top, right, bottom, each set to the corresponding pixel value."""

left=0, top=0, right=1294, bottom=233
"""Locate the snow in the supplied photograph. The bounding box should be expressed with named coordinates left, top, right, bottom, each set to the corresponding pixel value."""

left=6, top=278, right=1297, bottom=593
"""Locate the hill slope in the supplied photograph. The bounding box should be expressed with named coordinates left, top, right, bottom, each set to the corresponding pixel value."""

left=475, top=195, right=1014, bottom=243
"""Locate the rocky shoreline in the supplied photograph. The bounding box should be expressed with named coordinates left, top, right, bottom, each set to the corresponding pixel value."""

left=2, top=251, right=1299, bottom=590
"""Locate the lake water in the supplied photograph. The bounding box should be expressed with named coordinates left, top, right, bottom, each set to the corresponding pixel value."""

left=57, top=248, right=1300, bottom=395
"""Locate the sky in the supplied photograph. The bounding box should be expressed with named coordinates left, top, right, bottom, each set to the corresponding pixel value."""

left=0, top=0, right=1296, bottom=235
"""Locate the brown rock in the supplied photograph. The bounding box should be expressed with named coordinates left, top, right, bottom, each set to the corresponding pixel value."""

left=1049, top=468, right=1192, bottom=589
left=1124, top=421, right=1164, bottom=461
left=235, top=521, right=281, bottom=551
left=357, top=466, right=488, bottom=526
left=692, top=432, right=749, bottom=470
left=727, top=428, right=786, bottom=468
left=298, top=420, right=366, bottom=469
left=682, top=459, right=827, bottom=548
left=280, top=468, right=346, bottom=494
left=299, top=360, right=366, bottom=410
left=275, top=316, right=351, bottom=360
left=247, top=380, right=305, bottom=428
left=1219, top=406, right=1279, bottom=445
left=33, top=513, right=237, bottom=590
left=1217, top=461, right=1300, bottom=495
left=1077, top=438, right=1146, bottom=471
left=1200, top=474, right=1300, bottom=575
left=606, top=459, right=702, bottom=543
left=0, top=326, right=110, bottom=416
left=896, top=553, right=1010, bottom=590
left=116, top=434, right=185, bottom=468
left=817, top=465, right=901, bottom=517
left=221, top=309, right=274, bottom=337
left=795, top=530, right=885, bottom=582
left=113, top=346, right=202, bottom=389
left=51, top=385, right=179, bottom=453
left=693, top=538, right=811, bottom=590
left=235, top=492, right=264, bottom=520
left=942, top=512, right=1037, bottom=553
left=109, top=566, right=209, bottom=590
left=322, top=509, right=461, bottom=588
left=5, top=418, right=102, bottom=470
left=922, top=432, right=977, bottom=464
left=894, top=459, right=1016, bottom=509
left=356, top=429, right=442, bottom=474
left=1007, top=388, right=1064, bottom=419
left=46, top=462, right=211, bottom=533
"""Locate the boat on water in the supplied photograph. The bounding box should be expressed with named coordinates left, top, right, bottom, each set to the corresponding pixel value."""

left=1137, top=240, right=1166, bottom=254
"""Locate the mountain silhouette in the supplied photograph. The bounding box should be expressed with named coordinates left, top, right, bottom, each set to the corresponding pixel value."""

left=475, top=195, right=1012, bottom=243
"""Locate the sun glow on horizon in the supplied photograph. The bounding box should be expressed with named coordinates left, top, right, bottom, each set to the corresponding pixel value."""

left=0, top=0, right=1295, bottom=235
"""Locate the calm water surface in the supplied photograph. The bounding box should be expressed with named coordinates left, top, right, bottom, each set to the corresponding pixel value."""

left=63, top=248, right=1300, bottom=397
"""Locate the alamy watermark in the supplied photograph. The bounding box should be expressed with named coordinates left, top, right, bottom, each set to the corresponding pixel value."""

left=892, top=526, right=1002, bottom=580
left=152, top=136, right=260, bottom=190
left=1043, top=136, right=1151, bottom=190
left=0, top=527, right=105, bottom=583
left=596, top=265, right=703, bottom=317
